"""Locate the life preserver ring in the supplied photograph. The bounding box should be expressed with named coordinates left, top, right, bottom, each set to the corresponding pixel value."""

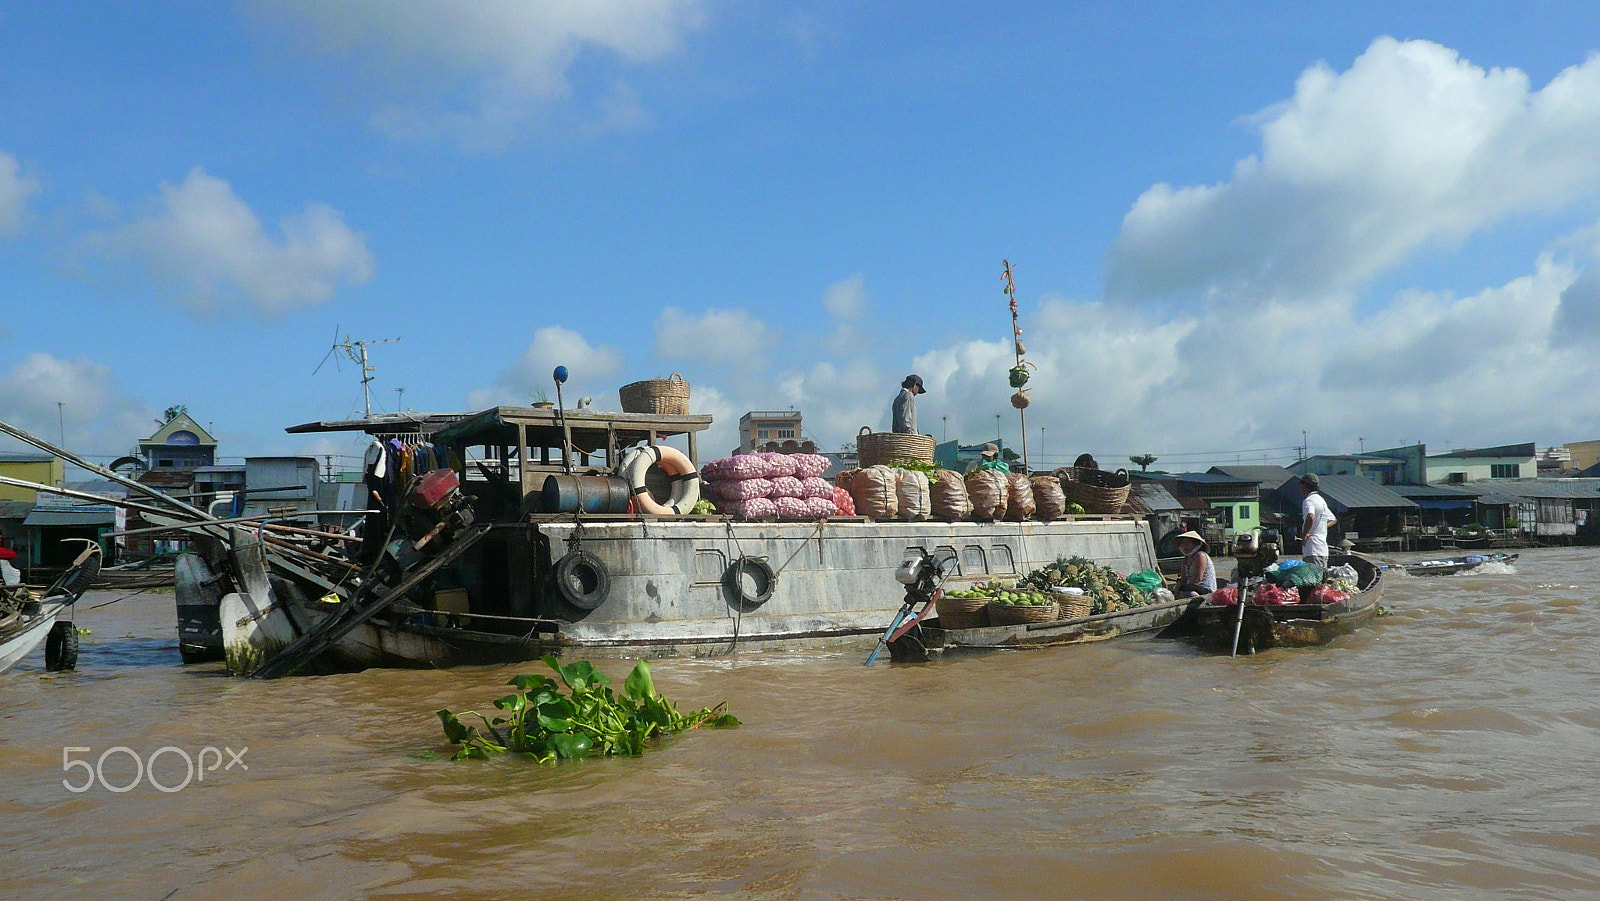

left=553, top=550, right=610, bottom=610
left=621, top=445, right=700, bottom=515
left=723, top=556, right=775, bottom=611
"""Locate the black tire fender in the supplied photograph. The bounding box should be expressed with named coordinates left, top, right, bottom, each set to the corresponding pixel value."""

left=45, top=621, right=79, bottom=672
left=723, top=556, right=776, bottom=611
left=553, top=550, right=610, bottom=611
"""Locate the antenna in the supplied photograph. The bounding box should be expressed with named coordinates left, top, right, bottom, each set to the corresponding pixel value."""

left=315, top=331, right=401, bottom=418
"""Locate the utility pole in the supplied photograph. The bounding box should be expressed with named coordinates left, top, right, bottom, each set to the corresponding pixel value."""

left=57, top=402, right=65, bottom=447
left=942, top=415, right=948, bottom=443
left=315, top=333, right=401, bottom=419
left=395, top=387, right=405, bottom=412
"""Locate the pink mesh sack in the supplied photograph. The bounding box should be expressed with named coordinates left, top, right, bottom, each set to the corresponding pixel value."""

left=792, top=454, right=832, bottom=479
left=799, top=477, right=834, bottom=499
left=724, top=498, right=777, bottom=520
left=774, top=496, right=809, bottom=520
left=713, top=478, right=774, bottom=501
left=758, top=452, right=797, bottom=478
left=832, top=486, right=855, bottom=516
left=768, top=476, right=805, bottom=498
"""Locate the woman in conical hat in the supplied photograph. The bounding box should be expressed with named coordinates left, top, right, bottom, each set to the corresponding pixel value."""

left=1173, top=530, right=1216, bottom=598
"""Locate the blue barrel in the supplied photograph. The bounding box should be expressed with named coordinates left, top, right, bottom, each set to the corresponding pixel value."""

left=539, top=474, right=631, bottom=514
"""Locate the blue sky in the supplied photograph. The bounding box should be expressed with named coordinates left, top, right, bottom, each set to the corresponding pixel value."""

left=3, top=2, right=1600, bottom=473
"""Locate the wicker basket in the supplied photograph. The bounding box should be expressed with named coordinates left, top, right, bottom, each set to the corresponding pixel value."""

left=1056, top=466, right=1131, bottom=514
left=856, top=426, right=936, bottom=468
left=619, top=373, right=690, bottom=415
left=935, top=592, right=991, bottom=628
left=988, top=601, right=1060, bottom=626
left=1057, top=597, right=1094, bottom=620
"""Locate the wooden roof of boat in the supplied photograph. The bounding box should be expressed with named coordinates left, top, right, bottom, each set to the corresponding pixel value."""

left=432, top=406, right=712, bottom=448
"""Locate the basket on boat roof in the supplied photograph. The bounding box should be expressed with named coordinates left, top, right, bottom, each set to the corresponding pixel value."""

left=619, top=373, right=690, bottom=415
left=856, top=427, right=936, bottom=468
left=987, top=601, right=1059, bottom=626
left=1055, top=466, right=1131, bottom=514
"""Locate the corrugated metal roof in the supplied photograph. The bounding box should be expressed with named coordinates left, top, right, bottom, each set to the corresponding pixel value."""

left=0, top=451, right=54, bottom=462
left=1390, top=483, right=1478, bottom=499
left=1303, top=474, right=1417, bottom=510
left=1208, top=465, right=1297, bottom=488
left=0, top=500, right=35, bottom=519
left=1431, top=442, right=1536, bottom=460
left=1462, top=479, right=1600, bottom=500
left=1130, top=483, right=1183, bottom=512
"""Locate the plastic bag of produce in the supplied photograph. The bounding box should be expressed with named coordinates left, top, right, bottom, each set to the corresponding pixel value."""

left=1210, top=587, right=1239, bottom=606
left=1031, top=475, right=1067, bottom=521
left=832, top=485, right=856, bottom=516
left=931, top=470, right=972, bottom=522
left=1126, top=569, right=1163, bottom=595
left=849, top=465, right=900, bottom=520
left=1309, top=583, right=1350, bottom=605
left=711, top=477, right=774, bottom=501
left=1267, top=562, right=1325, bottom=588
left=769, top=475, right=805, bottom=498
left=723, top=497, right=777, bottom=520
left=799, top=477, right=834, bottom=499
left=896, top=468, right=931, bottom=522
left=1004, top=472, right=1036, bottom=521
left=758, top=452, right=797, bottom=478
left=966, top=469, right=1007, bottom=522
left=1326, top=563, right=1358, bottom=584
left=792, top=454, right=832, bottom=479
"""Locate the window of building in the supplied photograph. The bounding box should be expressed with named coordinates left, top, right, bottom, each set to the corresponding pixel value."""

left=777, top=429, right=795, bottom=438
left=1490, top=463, right=1520, bottom=479
left=1239, top=505, right=1250, bottom=521
left=757, top=430, right=769, bottom=438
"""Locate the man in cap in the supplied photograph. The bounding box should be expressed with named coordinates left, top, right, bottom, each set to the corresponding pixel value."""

left=1299, top=473, right=1337, bottom=567
left=969, top=443, right=1010, bottom=474
left=891, top=374, right=925, bottom=434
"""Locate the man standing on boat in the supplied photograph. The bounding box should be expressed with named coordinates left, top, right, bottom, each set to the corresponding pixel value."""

left=1299, top=473, right=1336, bottom=567
left=892, top=374, right=925, bottom=434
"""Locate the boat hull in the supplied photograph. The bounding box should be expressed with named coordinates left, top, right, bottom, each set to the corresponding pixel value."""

left=886, top=596, right=1193, bottom=663
left=1187, top=557, right=1384, bottom=654
left=0, top=602, right=63, bottom=675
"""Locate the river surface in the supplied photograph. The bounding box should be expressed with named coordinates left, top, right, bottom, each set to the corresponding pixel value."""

left=4, top=547, right=1600, bottom=900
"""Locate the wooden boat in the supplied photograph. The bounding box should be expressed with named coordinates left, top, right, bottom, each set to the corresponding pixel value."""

left=0, top=540, right=101, bottom=675
left=1385, top=552, right=1516, bottom=576
left=1165, top=553, right=1383, bottom=655
left=886, top=594, right=1192, bottom=662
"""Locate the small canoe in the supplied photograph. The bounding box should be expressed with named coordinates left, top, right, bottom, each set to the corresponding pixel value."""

left=1165, top=554, right=1383, bottom=655
left=885, top=595, right=1192, bottom=662
left=1384, top=553, right=1517, bottom=577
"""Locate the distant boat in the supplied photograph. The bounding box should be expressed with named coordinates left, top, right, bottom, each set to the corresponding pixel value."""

left=1385, top=552, right=1517, bottom=577
left=0, top=540, right=101, bottom=675
left=1166, top=554, right=1384, bottom=655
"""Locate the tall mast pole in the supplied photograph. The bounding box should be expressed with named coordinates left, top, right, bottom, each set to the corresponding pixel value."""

left=1002, top=260, right=1029, bottom=473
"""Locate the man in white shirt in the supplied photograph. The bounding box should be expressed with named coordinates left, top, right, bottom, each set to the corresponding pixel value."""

left=1299, top=473, right=1336, bottom=567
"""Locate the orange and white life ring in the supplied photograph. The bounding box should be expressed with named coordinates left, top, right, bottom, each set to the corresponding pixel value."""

left=621, top=445, right=701, bottom=515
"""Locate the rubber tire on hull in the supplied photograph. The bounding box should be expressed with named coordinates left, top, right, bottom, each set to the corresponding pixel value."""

left=553, top=551, right=610, bottom=611
left=45, top=621, right=79, bottom=671
left=723, top=556, right=776, bottom=612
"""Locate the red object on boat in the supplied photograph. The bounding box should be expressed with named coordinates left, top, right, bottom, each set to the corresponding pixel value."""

left=0, top=546, right=15, bottom=561
left=407, top=468, right=461, bottom=510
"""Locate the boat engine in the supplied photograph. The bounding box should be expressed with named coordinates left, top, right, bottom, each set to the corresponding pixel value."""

left=402, top=468, right=475, bottom=550
left=1232, top=527, right=1280, bottom=580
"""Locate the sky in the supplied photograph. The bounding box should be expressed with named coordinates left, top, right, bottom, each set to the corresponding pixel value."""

left=3, top=1, right=1600, bottom=475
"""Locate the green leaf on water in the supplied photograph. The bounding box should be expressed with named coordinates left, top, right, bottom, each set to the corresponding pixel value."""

left=623, top=660, right=656, bottom=701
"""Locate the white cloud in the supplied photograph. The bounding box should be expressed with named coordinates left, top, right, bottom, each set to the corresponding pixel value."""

left=99, top=168, right=374, bottom=318
left=0, top=151, right=41, bottom=236
left=0, top=353, right=156, bottom=456
left=471, top=325, right=625, bottom=410
left=1108, top=38, right=1600, bottom=305
left=654, top=306, right=774, bottom=367
left=262, top=0, right=705, bottom=150
left=821, top=274, right=867, bottom=320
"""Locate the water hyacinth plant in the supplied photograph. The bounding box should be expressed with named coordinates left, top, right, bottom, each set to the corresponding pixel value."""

left=437, top=655, right=739, bottom=762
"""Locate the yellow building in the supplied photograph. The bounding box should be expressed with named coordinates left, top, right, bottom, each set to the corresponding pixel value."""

left=1564, top=439, right=1600, bottom=473
left=0, top=451, right=63, bottom=502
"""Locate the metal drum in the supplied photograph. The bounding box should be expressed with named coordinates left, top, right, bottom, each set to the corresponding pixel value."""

left=538, top=474, right=631, bottom=514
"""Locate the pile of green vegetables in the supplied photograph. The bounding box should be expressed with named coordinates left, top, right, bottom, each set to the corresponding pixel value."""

left=947, top=579, right=1052, bottom=606
left=1021, top=556, right=1147, bottom=614
left=437, top=655, right=739, bottom=762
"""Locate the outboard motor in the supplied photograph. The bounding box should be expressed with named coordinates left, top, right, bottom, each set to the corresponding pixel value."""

left=402, top=469, right=475, bottom=549
left=1232, top=527, right=1281, bottom=580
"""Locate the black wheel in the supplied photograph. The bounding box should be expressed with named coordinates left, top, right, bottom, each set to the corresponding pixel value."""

left=45, top=621, right=79, bottom=671
left=552, top=551, right=610, bottom=611
left=723, top=557, right=776, bottom=612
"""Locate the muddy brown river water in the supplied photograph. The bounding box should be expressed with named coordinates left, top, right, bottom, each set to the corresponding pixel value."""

left=5, top=547, right=1600, bottom=899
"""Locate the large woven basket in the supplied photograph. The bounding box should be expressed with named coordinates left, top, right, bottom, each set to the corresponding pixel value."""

left=988, top=601, right=1059, bottom=626
left=856, top=426, right=935, bottom=468
left=1056, top=466, right=1131, bottom=514
left=1055, top=595, right=1093, bottom=620
left=935, top=593, right=990, bottom=630
left=619, top=373, right=690, bottom=415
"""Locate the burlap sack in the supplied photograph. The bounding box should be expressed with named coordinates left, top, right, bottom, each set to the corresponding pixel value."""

left=1005, top=472, right=1036, bottom=521
left=966, top=469, right=1007, bottom=522
left=1031, top=475, right=1067, bottom=521
left=849, top=465, right=900, bottom=520
left=931, top=470, right=972, bottom=522
left=896, top=469, right=931, bottom=522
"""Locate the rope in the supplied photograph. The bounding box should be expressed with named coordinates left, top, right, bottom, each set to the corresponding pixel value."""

left=83, top=587, right=156, bottom=611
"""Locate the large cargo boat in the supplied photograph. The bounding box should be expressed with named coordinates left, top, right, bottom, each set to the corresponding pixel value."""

left=175, top=405, right=1160, bottom=674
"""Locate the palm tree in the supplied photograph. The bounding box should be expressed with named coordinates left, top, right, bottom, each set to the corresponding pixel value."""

left=1129, top=453, right=1158, bottom=472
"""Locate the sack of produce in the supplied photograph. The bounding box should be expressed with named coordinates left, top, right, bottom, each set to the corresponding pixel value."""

left=1251, top=583, right=1298, bottom=605
left=966, top=469, right=1007, bottom=522
left=803, top=496, right=839, bottom=519
left=799, top=476, right=834, bottom=499
left=723, top=498, right=777, bottom=520
left=1267, top=562, right=1325, bottom=588
left=835, top=468, right=859, bottom=488
left=758, top=452, right=797, bottom=478
left=792, top=454, right=832, bottom=479
left=1126, top=569, right=1163, bottom=596
left=832, top=485, right=856, bottom=516
left=705, top=454, right=770, bottom=480
left=1004, top=472, right=1036, bottom=521
left=774, top=496, right=810, bottom=520
left=768, top=475, right=805, bottom=499
left=711, top=477, right=774, bottom=502
left=896, top=468, right=931, bottom=522
left=928, top=470, right=970, bottom=522
left=848, top=465, right=900, bottom=520
left=1031, top=475, right=1067, bottom=521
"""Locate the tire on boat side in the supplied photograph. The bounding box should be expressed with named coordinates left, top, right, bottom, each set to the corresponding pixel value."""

left=552, top=550, right=610, bottom=611
left=45, top=621, right=79, bottom=671
left=723, top=556, right=775, bottom=612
